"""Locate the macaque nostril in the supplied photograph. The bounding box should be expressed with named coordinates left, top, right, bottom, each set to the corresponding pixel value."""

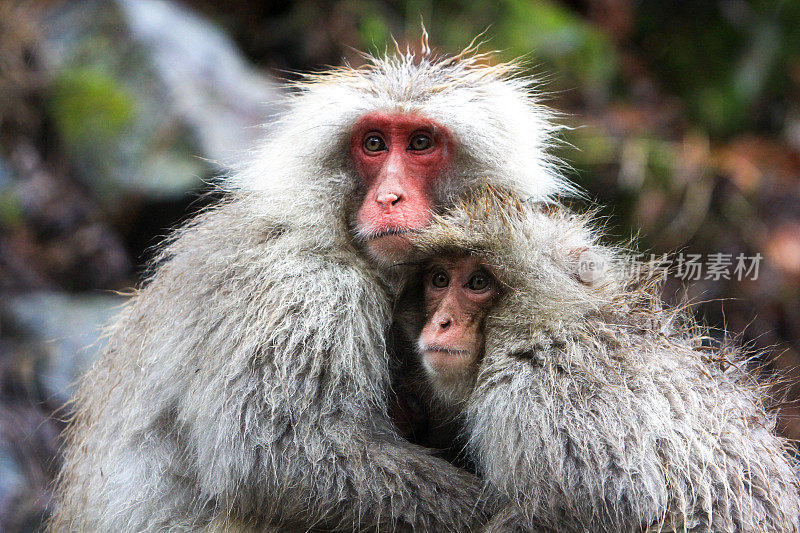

left=377, top=193, right=400, bottom=208
left=391, top=195, right=402, bottom=206
left=439, top=318, right=451, bottom=330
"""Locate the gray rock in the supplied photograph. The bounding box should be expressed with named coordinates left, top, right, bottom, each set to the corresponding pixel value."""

left=120, top=0, right=284, bottom=168
left=40, top=0, right=283, bottom=207
left=1, top=292, right=125, bottom=406
left=0, top=154, right=10, bottom=190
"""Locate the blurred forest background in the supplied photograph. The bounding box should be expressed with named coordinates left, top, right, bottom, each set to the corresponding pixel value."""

left=2, top=0, right=800, bottom=530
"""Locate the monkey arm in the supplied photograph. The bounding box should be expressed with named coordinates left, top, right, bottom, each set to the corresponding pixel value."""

left=199, top=251, right=491, bottom=531
left=467, top=353, right=677, bottom=531
left=51, top=204, right=489, bottom=532
left=465, top=343, right=800, bottom=533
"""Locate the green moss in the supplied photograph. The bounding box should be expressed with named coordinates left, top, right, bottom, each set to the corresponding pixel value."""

left=359, top=11, right=392, bottom=49
left=0, top=189, right=22, bottom=229
left=48, top=67, right=134, bottom=149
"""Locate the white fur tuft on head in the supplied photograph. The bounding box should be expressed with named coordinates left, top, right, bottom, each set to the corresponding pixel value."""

left=230, top=39, right=573, bottom=221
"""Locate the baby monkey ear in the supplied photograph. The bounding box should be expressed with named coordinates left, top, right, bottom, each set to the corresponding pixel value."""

left=567, top=246, right=612, bottom=287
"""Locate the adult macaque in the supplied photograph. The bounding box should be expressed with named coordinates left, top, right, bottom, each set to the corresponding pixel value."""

left=397, top=189, right=800, bottom=532
left=49, top=42, right=568, bottom=531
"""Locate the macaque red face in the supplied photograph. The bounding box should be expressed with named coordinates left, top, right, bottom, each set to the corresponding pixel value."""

left=350, top=112, right=453, bottom=263
left=418, top=256, right=498, bottom=393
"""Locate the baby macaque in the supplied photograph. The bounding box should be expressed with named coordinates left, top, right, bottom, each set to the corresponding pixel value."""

left=417, top=255, right=498, bottom=403
left=397, top=188, right=800, bottom=532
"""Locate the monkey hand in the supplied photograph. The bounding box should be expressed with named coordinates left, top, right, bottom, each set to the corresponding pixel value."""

left=482, top=505, right=550, bottom=533
left=378, top=440, right=493, bottom=531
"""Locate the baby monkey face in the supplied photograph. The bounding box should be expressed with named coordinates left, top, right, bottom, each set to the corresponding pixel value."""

left=418, top=255, right=498, bottom=386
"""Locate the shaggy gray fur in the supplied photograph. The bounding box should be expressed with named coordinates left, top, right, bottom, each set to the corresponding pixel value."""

left=407, top=190, right=800, bottom=532
left=50, top=45, right=568, bottom=531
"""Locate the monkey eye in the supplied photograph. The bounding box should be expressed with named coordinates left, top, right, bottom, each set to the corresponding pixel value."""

left=363, top=135, right=387, bottom=152
left=430, top=270, right=450, bottom=289
left=408, top=134, right=432, bottom=151
left=466, top=271, right=491, bottom=292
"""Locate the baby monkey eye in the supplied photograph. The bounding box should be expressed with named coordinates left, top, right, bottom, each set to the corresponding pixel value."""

left=466, top=271, right=491, bottom=291
left=364, top=135, right=386, bottom=152
left=430, top=270, right=450, bottom=288
left=408, top=134, right=432, bottom=151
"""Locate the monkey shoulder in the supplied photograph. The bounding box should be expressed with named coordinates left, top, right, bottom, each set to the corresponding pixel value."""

left=139, top=199, right=389, bottom=317
left=84, top=200, right=394, bottom=411
left=469, top=327, right=800, bottom=530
